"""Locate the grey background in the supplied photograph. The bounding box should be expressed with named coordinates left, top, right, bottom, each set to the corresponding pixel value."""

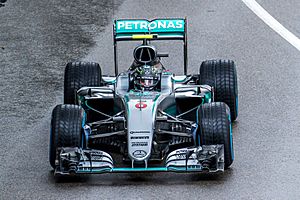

left=0, top=0, right=299, bottom=199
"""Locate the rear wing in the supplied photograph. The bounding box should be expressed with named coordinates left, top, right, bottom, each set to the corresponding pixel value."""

left=113, top=18, right=188, bottom=75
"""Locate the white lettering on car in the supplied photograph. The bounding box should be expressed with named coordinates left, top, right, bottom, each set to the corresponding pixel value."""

left=167, top=21, right=175, bottom=28
left=125, top=22, right=132, bottom=29
left=117, top=21, right=125, bottom=29
left=132, top=21, right=139, bottom=29
left=117, top=20, right=184, bottom=31
left=175, top=20, right=183, bottom=28
left=148, top=21, right=157, bottom=30
left=140, top=21, right=148, bottom=30
left=157, top=21, right=167, bottom=29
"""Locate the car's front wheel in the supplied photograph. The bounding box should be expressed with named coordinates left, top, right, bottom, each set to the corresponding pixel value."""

left=49, top=104, right=83, bottom=169
left=196, top=102, right=234, bottom=169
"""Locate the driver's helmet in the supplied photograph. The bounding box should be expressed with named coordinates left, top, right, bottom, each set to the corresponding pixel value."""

left=133, top=65, right=161, bottom=90
left=131, top=45, right=162, bottom=90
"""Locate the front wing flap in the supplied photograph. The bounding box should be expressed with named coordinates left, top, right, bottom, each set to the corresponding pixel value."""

left=54, top=147, right=114, bottom=176
left=165, top=145, right=224, bottom=172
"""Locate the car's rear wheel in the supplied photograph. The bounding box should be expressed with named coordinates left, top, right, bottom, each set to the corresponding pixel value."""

left=199, top=59, right=238, bottom=121
left=196, top=102, right=234, bottom=169
left=49, top=104, right=83, bottom=169
left=64, top=62, right=102, bottom=104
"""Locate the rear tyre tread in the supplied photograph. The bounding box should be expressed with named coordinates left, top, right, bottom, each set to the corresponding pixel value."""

left=64, top=62, right=102, bottom=104
left=199, top=59, right=238, bottom=121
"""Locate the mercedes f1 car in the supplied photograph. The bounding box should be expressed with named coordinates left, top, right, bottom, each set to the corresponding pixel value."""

left=49, top=18, right=238, bottom=176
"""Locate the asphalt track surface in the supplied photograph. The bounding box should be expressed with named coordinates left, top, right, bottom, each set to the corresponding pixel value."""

left=0, top=0, right=300, bottom=199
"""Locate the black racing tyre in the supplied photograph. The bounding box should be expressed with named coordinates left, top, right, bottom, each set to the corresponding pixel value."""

left=49, top=104, right=83, bottom=169
left=64, top=62, right=102, bottom=104
left=196, top=102, right=234, bottom=169
left=199, top=60, right=238, bottom=121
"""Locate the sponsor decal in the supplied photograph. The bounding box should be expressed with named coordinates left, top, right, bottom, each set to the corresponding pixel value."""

left=175, top=149, right=188, bottom=154
left=89, top=151, right=104, bottom=160
left=130, top=136, right=149, bottom=140
left=135, top=102, right=147, bottom=109
left=132, top=150, right=147, bottom=158
left=91, top=155, right=104, bottom=160
left=116, top=19, right=184, bottom=32
left=132, top=142, right=148, bottom=147
left=130, top=131, right=150, bottom=134
left=175, top=154, right=186, bottom=159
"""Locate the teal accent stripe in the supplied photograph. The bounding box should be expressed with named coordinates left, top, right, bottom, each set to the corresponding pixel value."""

left=236, top=96, right=238, bottom=117
left=152, top=94, right=160, bottom=113
left=195, top=106, right=200, bottom=146
left=82, top=112, right=86, bottom=129
left=81, top=112, right=87, bottom=148
left=229, top=115, right=234, bottom=161
left=75, top=167, right=212, bottom=173
left=112, top=167, right=168, bottom=172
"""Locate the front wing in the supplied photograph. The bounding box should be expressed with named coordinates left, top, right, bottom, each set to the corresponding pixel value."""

left=54, top=145, right=224, bottom=176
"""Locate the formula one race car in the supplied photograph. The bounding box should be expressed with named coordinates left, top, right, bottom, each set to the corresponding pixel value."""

left=49, top=18, right=238, bottom=176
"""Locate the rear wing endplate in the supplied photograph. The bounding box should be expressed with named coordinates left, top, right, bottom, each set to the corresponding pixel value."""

left=113, top=18, right=188, bottom=75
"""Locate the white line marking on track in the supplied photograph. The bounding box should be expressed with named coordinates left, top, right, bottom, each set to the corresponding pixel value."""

left=242, top=0, right=300, bottom=51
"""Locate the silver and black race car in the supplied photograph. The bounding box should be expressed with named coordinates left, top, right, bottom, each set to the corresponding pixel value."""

left=49, top=18, right=238, bottom=176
